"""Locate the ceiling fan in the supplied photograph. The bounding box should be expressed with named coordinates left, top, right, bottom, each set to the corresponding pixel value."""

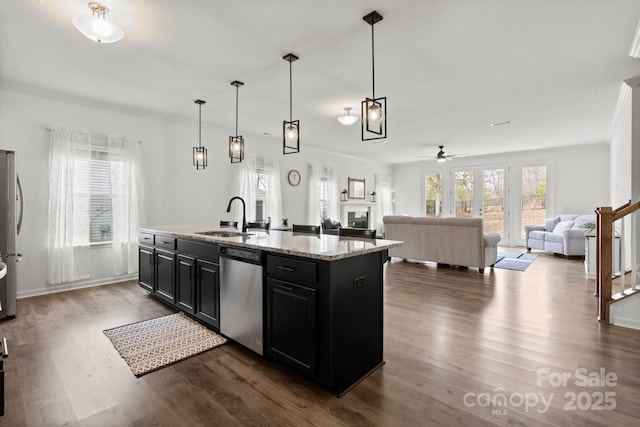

left=418, top=145, right=467, bottom=162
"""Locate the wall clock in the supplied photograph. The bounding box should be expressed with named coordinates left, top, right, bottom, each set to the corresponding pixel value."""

left=288, top=169, right=301, bottom=186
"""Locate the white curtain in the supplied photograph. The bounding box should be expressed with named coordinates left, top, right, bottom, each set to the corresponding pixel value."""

left=238, top=156, right=258, bottom=223
left=325, top=166, right=340, bottom=222
left=307, top=165, right=322, bottom=225
left=109, top=135, right=145, bottom=276
left=47, top=126, right=91, bottom=284
left=261, top=157, right=282, bottom=223
left=375, top=173, right=394, bottom=236
left=307, top=164, right=339, bottom=225
left=237, top=156, right=282, bottom=224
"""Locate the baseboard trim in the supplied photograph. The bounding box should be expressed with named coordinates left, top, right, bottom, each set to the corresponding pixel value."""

left=17, top=274, right=137, bottom=299
left=611, top=316, right=640, bottom=331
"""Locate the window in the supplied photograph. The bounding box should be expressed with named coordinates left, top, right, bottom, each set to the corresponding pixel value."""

left=255, top=169, right=267, bottom=222
left=48, top=127, right=143, bottom=285
left=89, top=149, right=113, bottom=242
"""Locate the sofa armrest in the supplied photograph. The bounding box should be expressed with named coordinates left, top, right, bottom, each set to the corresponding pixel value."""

left=564, top=228, right=586, bottom=239
left=524, top=224, right=545, bottom=238
left=483, top=232, right=501, bottom=247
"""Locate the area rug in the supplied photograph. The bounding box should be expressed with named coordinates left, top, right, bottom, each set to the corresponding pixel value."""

left=494, top=252, right=538, bottom=271
left=103, top=312, right=228, bottom=377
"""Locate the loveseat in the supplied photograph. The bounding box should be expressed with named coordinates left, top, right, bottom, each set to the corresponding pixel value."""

left=524, top=214, right=596, bottom=257
left=382, top=216, right=501, bottom=273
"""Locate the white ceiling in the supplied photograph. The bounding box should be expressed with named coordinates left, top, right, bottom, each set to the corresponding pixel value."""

left=2, top=0, right=640, bottom=163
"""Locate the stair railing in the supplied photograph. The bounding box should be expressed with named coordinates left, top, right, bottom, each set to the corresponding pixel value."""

left=596, top=200, right=640, bottom=322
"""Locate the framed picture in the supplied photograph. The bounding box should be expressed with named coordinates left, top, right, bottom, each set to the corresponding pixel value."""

left=348, top=177, right=365, bottom=199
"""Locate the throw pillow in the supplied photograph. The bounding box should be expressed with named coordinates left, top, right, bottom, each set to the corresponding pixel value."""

left=572, top=219, right=595, bottom=230
left=553, top=221, right=574, bottom=234
left=545, top=216, right=561, bottom=232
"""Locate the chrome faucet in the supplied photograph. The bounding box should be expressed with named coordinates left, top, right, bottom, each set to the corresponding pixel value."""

left=226, top=196, right=247, bottom=233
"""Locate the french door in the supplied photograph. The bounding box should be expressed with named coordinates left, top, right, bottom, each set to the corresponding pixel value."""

left=451, top=165, right=508, bottom=241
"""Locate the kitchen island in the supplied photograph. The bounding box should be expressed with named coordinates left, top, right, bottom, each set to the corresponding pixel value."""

left=138, top=225, right=402, bottom=395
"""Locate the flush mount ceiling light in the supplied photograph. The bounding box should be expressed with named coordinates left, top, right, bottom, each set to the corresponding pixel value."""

left=283, top=53, right=300, bottom=155
left=72, top=2, right=124, bottom=43
left=193, top=100, right=207, bottom=170
left=361, top=11, right=387, bottom=142
left=229, top=81, right=245, bottom=164
left=337, top=107, right=359, bottom=126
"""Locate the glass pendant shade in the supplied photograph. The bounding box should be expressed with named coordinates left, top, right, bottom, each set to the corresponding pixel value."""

left=337, top=107, right=359, bottom=126
left=193, top=146, right=207, bottom=169
left=72, top=3, right=124, bottom=43
left=229, top=136, right=244, bottom=163
left=283, top=120, right=300, bottom=154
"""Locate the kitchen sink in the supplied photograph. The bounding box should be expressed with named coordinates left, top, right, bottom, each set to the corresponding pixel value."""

left=195, top=230, right=252, bottom=238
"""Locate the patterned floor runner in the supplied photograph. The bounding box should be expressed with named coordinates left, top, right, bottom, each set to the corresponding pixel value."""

left=104, top=312, right=227, bottom=376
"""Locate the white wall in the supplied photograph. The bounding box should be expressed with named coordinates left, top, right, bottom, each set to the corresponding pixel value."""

left=392, top=143, right=610, bottom=245
left=0, top=83, right=390, bottom=297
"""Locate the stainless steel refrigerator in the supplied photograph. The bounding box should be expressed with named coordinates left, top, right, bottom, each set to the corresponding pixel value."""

left=0, top=150, right=22, bottom=320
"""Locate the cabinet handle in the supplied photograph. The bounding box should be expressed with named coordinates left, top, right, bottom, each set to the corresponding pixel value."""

left=276, top=266, right=295, bottom=272
left=277, top=284, right=295, bottom=291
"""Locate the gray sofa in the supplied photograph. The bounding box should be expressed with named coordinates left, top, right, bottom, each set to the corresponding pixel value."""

left=524, top=214, right=596, bottom=257
left=383, top=216, right=501, bottom=273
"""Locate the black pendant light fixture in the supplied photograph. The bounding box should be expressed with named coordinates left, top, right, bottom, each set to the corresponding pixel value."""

left=283, top=53, right=300, bottom=154
left=193, top=99, right=207, bottom=170
left=229, top=81, right=245, bottom=164
left=361, top=11, right=387, bottom=142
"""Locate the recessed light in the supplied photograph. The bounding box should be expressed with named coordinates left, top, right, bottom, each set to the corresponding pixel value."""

left=490, top=120, right=513, bottom=127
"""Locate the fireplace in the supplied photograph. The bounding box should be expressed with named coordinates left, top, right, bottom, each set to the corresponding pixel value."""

left=347, top=211, right=369, bottom=228
left=340, top=202, right=375, bottom=229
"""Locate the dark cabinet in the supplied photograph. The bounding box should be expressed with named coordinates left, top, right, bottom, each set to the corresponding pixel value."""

left=138, top=244, right=154, bottom=293
left=139, top=235, right=221, bottom=330
left=176, top=255, right=196, bottom=313
left=194, top=259, right=220, bottom=329
left=267, top=278, right=317, bottom=376
left=155, top=248, right=176, bottom=304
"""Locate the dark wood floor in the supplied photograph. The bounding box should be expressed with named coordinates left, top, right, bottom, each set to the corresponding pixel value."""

left=1, top=250, right=640, bottom=426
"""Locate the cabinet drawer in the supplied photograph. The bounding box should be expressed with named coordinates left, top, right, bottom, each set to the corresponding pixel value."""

left=138, top=232, right=154, bottom=245
left=177, top=239, right=219, bottom=262
left=267, top=254, right=317, bottom=284
left=155, top=235, right=176, bottom=250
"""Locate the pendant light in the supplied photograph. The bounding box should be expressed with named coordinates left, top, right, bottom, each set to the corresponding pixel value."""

left=193, top=100, right=207, bottom=170
left=229, top=81, right=245, bottom=164
left=337, top=107, right=359, bottom=126
left=283, top=53, right=300, bottom=154
left=72, top=2, right=124, bottom=44
left=361, top=11, right=387, bottom=142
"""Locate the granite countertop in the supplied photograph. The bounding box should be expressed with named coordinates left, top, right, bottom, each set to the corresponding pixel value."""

left=139, top=225, right=403, bottom=261
left=0, top=262, right=6, bottom=280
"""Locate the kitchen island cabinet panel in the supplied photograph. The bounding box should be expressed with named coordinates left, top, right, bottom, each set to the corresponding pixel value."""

left=138, top=244, right=154, bottom=293
left=267, top=278, right=317, bottom=377
left=154, top=248, right=176, bottom=304
left=194, top=259, right=220, bottom=329
left=176, top=255, right=196, bottom=313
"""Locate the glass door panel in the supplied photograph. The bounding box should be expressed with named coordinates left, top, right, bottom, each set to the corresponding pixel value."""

left=424, top=173, right=442, bottom=217
left=454, top=169, right=474, bottom=218
left=482, top=168, right=505, bottom=236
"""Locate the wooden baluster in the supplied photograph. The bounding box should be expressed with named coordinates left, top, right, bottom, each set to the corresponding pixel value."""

left=619, top=217, right=625, bottom=295
left=597, top=206, right=613, bottom=322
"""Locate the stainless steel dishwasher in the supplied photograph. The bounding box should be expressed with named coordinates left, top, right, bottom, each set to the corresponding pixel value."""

left=219, top=246, right=264, bottom=356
